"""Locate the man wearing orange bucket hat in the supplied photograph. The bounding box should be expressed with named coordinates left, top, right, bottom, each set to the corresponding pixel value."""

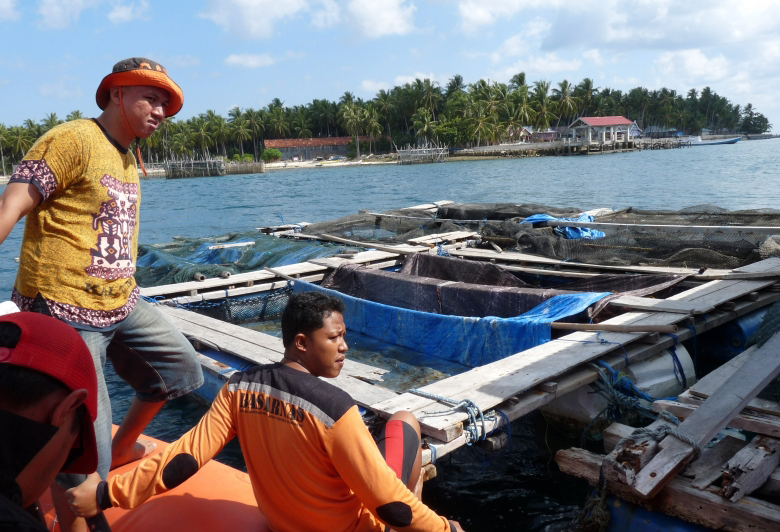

left=0, top=58, right=203, bottom=531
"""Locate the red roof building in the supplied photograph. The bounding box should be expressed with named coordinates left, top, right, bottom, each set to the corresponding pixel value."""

left=568, top=116, right=636, bottom=142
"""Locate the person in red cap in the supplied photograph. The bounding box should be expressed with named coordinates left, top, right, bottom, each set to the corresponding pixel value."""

left=0, top=312, right=99, bottom=531
left=0, top=58, right=202, bottom=531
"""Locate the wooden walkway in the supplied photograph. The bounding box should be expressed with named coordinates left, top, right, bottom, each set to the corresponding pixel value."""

left=149, top=252, right=780, bottom=463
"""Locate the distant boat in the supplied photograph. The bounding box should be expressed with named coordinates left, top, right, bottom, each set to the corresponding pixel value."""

left=687, top=135, right=741, bottom=146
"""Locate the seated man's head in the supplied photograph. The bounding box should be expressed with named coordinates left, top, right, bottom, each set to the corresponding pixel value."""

left=0, top=313, right=98, bottom=507
left=95, top=57, right=183, bottom=139
left=281, top=292, right=347, bottom=378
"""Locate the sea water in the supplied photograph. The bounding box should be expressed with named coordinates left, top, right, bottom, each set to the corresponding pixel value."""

left=2, top=138, right=779, bottom=530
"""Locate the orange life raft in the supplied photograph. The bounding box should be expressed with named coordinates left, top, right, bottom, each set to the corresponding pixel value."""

left=40, top=429, right=270, bottom=531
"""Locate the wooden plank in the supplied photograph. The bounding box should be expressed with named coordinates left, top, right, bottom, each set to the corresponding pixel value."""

left=208, top=241, right=255, bottom=250
left=139, top=249, right=402, bottom=298
left=371, top=265, right=780, bottom=441
left=159, top=306, right=387, bottom=381
left=682, top=346, right=780, bottom=419
left=556, top=447, right=780, bottom=532
left=526, top=219, right=780, bottom=236
left=721, top=436, right=780, bottom=501
left=631, top=330, right=780, bottom=499
left=689, top=436, right=749, bottom=490
left=653, top=400, right=780, bottom=439
left=610, top=295, right=696, bottom=315
left=410, top=289, right=780, bottom=443
left=407, top=231, right=477, bottom=244
left=313, top=233, right=427, bottom=254
left=449, top=248, right=780, bottom=280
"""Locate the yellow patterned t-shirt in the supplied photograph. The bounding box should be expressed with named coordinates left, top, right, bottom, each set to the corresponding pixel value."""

left=9, top=119, right=140, bottom=327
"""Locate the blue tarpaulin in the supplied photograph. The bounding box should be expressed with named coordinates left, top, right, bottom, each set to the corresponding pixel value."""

left=522, top=213, right=606, bottom=240
left=294, top=281, right=610, bottom=368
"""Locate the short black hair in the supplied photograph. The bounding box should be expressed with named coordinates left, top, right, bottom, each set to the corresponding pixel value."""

left=281, top=292, right=345, bottom=348
left=0, top=322, right=69, bottom=411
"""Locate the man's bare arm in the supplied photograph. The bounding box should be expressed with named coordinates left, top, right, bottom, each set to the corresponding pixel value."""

left=0, top=183, right=42, bottom=245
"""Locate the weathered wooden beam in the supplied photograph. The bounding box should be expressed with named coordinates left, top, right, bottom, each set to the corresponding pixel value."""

left=653, top=400, right=780, bottom=439
left=721, top=436, right=780, bottom=502
left=556, top=447, right=780, bottom=532
left=550, top=322, right=678, bottom=333
left=631, top=331, right=780, bottom=499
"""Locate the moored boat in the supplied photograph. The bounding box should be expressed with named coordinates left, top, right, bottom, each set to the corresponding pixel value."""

left=687, top=135, right=741, bottom=145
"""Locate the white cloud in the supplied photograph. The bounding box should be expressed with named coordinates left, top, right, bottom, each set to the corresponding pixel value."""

left=493, top=53, right=581, bottom=80
left=0, top=0, right=21, bottom=21
left=394, top=72, right=437, bottom=86
left=458, top=0, right=565, bottom=32
left=107, top=0, right=148, bottom=23
left=39, top=81, right=83, bottom=99
left=347, top=0, right=416, bottom=38
left=200, top=0, right=308, bottom=39
left=583, top=49, right=603, bottom=66
left=225, top=53, right=276, bottom=68
left=311, top=0, right=339, bottom=27
left=653, top=49, right=730, bottom=86
left=37, top=0, right=101, bottom=28
left=360, top=79, right=389, bottom=93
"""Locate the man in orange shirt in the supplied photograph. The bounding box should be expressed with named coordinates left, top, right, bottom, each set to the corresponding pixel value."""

left=67, top=292, right=465, bottom=531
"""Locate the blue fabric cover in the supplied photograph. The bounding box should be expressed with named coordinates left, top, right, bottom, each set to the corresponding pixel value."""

left=523, top=213, right=606, bottom=240
left=294, top=281, right=609, bottom=368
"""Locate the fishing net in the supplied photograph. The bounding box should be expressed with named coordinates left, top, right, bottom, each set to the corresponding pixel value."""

left=299, top=203, right=780, bottom=270
left=135, top=231, right=352, bottom=287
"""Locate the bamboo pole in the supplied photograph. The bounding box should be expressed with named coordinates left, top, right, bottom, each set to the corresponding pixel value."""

left=550, top=322, right=678, bottom=333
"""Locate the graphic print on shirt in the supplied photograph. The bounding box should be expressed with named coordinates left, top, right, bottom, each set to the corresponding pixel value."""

left=85, top=175, right=138, bottom=280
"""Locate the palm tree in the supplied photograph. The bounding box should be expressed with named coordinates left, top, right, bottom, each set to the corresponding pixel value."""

left=267, top=107, right=290, bottom=139
left=231, top=117, right=252, bottom=157
left=509, top=72, right=526, bottom=93
left=228, top=106, right=242, bottom=123
left=552, top=80, right=578, bottom=126
left=418, top=78, right=442, bottom=120
left=469, top=101, right=493, bottom=147
left=243, top=108, right=265, bottom=159
left=66, top=110, right=83, bottom=121
left=364, top=106, right=383, bottom=153
left=574, top=78, right=598, bottom=117
left=292, top=108, right=313, bottom=138
left=0, top=124, right=8, bottom=175
left=339, top=103, right=363, bottom=158
left=190, top=117, right=213, bottom=159
left=209, top=115, right=231, bottom=156
left=412, top=107, right=436, bottom=142
left=445, top=75, right=465, bottom=99
left=6, top=126, right=33, bottom=161
left=374, top=90, right=394, bottom=136
left=23, top=119, right=41, bottom=140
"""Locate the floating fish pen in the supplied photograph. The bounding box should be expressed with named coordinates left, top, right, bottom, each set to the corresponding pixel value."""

left=165, top=159, right=226, bottom=178
left=137, top=201, right=780, bottom=530
left=397, top=143, right=449, bottom=164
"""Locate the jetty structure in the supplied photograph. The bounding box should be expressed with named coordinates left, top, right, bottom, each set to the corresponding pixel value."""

left=396, top=142, right=449, bottom=164
left=138, top=201, right=780, bottom=528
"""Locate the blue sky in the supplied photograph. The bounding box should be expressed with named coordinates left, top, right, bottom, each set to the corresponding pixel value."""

left=2, top=0, right=778, bottom=126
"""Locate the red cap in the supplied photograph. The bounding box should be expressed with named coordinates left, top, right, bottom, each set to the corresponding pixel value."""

left=0, top=312, right=98, bottom=475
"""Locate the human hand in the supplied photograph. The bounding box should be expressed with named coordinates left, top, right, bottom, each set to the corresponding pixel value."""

left=449, top=520, right=466, bottom=532
left=65, top=472, right=102, bottom=517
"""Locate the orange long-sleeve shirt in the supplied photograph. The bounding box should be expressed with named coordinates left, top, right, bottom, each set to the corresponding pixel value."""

left=103, top=363, right=453, bottom=532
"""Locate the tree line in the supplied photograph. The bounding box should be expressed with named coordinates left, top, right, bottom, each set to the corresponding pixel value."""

left=0, top=72, right=772, bottom=172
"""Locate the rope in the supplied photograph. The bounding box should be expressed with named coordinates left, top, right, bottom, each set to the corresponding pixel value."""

left=576, top=469, right=610, bottom=532
left=664, top=333, right=687, bottom=389
left=580, top=360, right=679, bottom=446
left=409, top=388, right=486, bottom=444
left=436, top=243, right=451, bottom=257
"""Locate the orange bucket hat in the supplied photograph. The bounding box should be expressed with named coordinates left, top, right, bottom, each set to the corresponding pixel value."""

left=95, top=57, right=183, bottom=117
